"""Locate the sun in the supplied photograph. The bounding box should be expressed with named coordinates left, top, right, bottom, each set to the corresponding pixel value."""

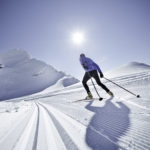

left=72, top=32, right=85, bottom=45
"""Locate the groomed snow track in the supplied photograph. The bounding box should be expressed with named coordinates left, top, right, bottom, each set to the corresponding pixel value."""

left=0, top=70, right=150, bottom=150
left=0, top=99, right=150, bottom=150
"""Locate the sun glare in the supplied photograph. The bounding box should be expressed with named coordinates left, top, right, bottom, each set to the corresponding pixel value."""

left=72, top=32, right=85, bottom=45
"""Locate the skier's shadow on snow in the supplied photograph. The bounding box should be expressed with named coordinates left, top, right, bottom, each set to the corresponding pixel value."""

left=85, top=97, right=130, bottom=150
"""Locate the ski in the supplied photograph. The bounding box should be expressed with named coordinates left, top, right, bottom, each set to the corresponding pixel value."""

left=72, top=97, right=104, bottom=103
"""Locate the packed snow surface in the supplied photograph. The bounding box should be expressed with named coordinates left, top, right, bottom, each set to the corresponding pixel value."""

left=0, top=58, right=150, bottom=150
left=0, top=49, right=79, bottom=100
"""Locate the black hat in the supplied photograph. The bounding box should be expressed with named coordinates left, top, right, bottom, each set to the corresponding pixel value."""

left=80, top=53, right=85, bottom=57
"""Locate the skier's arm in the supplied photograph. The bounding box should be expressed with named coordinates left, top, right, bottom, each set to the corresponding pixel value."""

left=93, top=62, right=101, bottom=73
left=91, top=60, right=104, bottom=78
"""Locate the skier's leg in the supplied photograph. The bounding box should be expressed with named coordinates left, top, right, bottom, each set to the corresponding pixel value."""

left=82, top=72, right=93, bottom=99
left=82, top=72, right=91, bottom=93
left=92, top=70, right=110, bottom=93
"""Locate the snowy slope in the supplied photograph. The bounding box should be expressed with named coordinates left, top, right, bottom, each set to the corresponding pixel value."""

left=106, top=61, right=150, bottom=78
left=0, top=62, right=150, bottom=150
left=0, top=49, right=79, bottom=100
left=40, top=75, right=80, bottom=94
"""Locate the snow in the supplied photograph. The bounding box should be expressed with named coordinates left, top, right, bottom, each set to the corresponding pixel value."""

left=0, top=52, right=150, bottom=149
left=106, top=61, right=150, bottom=78
left=39, top=75, right=80, bottom=94
left=0, top=49, right=79, bottom=100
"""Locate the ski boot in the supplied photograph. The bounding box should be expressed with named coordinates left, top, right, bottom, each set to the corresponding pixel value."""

left=85, top=92, right=93, bottom=99
left=108, top=91, right=114, bottom=97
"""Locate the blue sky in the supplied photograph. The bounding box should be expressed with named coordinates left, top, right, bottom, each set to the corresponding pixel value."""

left=0, top=0, right=150, bottom=80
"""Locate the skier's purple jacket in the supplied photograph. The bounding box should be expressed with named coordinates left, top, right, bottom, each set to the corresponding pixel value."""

left=80, top=56, right=102, bottom=73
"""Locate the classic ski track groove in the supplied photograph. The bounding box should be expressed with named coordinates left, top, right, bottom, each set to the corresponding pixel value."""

left=38, top=102, right=79, bottom=150
left=12, top=103, right=38, bottom=150
left=32, top=103, right=40, bottom=150
left=0, top=106, right=35, bottom=150
left=36, top=103, right=67, bottom=150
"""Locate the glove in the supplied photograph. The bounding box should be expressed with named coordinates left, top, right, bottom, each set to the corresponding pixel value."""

left=100, top=72, right=104, bottom=78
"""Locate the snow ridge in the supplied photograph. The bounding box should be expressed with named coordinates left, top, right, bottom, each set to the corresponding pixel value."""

left=0, top=49, right=79, bottom=100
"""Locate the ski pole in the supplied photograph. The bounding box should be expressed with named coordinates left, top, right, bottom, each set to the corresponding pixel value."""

left=88, top=73, right=103, bottom=100
left=104, top=77, right=140, bottom=98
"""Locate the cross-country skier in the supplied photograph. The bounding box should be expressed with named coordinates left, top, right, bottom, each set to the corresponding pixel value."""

left=80, top=53, right=114, bottom=99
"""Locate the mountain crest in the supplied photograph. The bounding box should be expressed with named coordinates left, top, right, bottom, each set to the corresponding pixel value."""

left=0, top=49, right=79, bottom=100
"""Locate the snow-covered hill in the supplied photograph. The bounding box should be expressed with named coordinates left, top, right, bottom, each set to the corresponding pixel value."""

left=0, top=59, right=150, bottom=150
left=0, top=49, right=79, bottom=100
left=106, top=61, right=150, bottom=78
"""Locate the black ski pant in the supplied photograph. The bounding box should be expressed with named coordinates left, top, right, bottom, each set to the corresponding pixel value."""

left=82, top=70, right=110, bottom=94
